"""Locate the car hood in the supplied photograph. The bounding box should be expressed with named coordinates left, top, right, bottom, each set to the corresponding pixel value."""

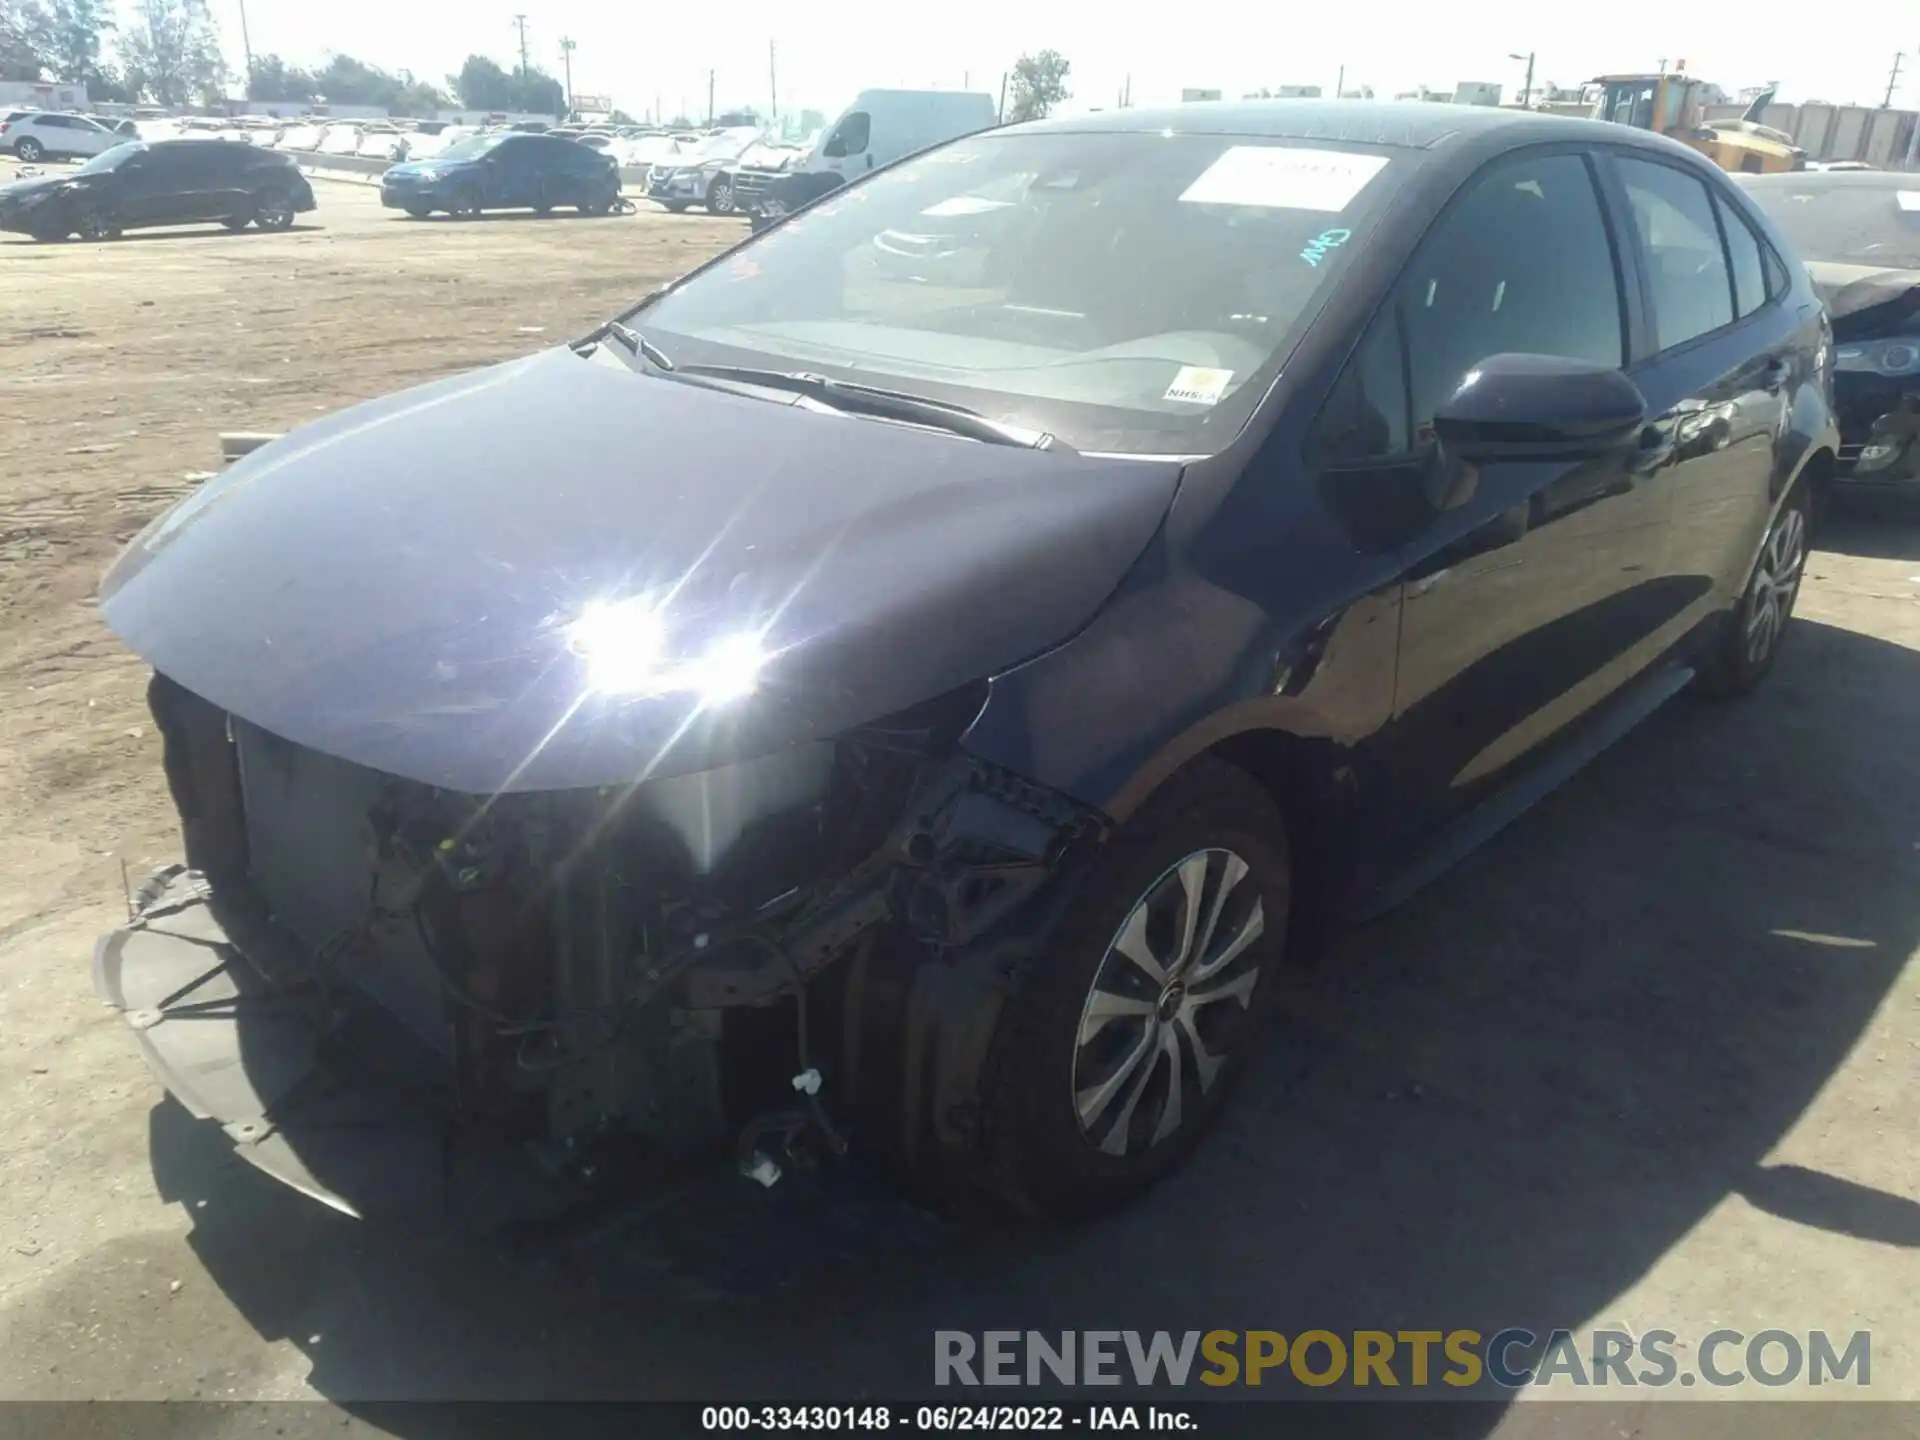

left=1806, top=260, right=1920, bottom=337
left=0, top=175, right=67, bottom=204
left=100, top=346, right=1183, bottom=794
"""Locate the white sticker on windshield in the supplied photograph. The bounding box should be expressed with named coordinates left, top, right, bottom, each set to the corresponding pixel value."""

left=1180, top=146, right=1388, bottom=212
left=1164, top=366, right=1234, bottom=405
left=1898, top=190, right=1920, bottom=212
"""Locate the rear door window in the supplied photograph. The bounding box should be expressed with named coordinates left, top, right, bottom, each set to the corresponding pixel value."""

left=1616, top=157, right=1737, bottom=351
left=1713, top=191, right=1773, bottom=318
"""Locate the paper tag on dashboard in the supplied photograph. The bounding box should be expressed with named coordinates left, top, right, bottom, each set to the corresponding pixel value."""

left=1164, top=367, right=1234, bottom=405
left=1180, top=146, right=1388, bottom=212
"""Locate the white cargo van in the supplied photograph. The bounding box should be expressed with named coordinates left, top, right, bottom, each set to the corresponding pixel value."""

left=805, top=89, right=998, bottom=180
left=744, top=89, right=998, bottom=229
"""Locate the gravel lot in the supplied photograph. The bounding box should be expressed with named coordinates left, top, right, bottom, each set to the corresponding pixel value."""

left=0, top=168, right=1916, bottom=1433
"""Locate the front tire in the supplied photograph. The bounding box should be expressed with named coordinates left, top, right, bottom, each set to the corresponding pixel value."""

left=706, top=178, right=735, bottom=215
left=446, top=185, right=482, bottom=220
left=977, top=758, right=1291, bottom=1218
left=14, top=136, right=44, bottom=163
left=1696, top=483, right=1810, bottom=697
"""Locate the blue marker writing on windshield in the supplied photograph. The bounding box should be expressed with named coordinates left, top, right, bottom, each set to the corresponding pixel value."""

left=1300, top=228, right=1353, bottom=267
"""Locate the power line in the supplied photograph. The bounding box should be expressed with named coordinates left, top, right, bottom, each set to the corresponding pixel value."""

left=559, top=36, right=576, bottom=112
left=513, top=14, right=531, bottom=78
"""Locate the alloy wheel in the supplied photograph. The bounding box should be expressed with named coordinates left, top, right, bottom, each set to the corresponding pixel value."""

left=1745, top=502, right=1806, bottom=665
left=1071, top=848, right=1265, bottom=1157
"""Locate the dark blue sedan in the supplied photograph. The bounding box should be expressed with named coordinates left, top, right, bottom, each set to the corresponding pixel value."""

left=380, top=131, right=620, bottom=219
left=95, top=102, right=1837, bottom=1228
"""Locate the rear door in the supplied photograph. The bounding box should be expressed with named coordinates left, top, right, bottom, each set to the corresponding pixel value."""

left=1604, top=151, right=1811, bottom=633
left=1339, top=147, right=1674, bottom=837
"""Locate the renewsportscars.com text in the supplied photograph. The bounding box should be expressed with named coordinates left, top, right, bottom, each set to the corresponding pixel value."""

left=934, top=1329, right=1871, bottom=1391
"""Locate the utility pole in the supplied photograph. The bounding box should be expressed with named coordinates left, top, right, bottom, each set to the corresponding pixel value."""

left=770, top=40, right=778, bottom=119
left=1335, top=65, right=1345, bottom=100
left=1885, top=51, right=1905, bottom=108
left=998, top=71, right=1008, bottom=123
left=559, top=37, right=576, bottom=113
left=513, top=15, right=531, bottom=78
left=1509, top=51, right=1535, bottom=108
left=236, top=0, right=255, bottom=93
left=707, top=69, right=715, bottom=126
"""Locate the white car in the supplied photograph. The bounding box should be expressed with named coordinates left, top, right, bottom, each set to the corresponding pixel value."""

left=317, top=124, right=365, bottom=156
left=2, top=111, right=123, bottom=163
left=278, top=123, right=323, bottom=152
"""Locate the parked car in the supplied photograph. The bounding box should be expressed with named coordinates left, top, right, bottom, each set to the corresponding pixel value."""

left=379, top=131, right=621, bottom=218
left=277, top=123, right=324, bottom=152
left=2, top=110, right=122, bottom=162
left=646, top=126, right=761, bottom=212
left=721, top=139, right=807, bottom=217
left=1743, top=167, right=1920, bottom=495
left=92, top=103, right=1835, bottom=1229
left=0, top=138, right=316, bottom=240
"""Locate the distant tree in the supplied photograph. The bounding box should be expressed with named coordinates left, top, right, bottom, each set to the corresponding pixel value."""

left=44, top=0, right=110, bottom=85
left=606, top=107, right=636, bottom=125
left=247, top=51, right=317, bottom=103
left=454, top=53, right=512, bottom=109
left=119, top=0, right=225, bottom=105
left=0, top=0, right=50, bottom=81
left=1007, top=48, right=1070, bottom=123
left=508, top=66, right=563, bottom=116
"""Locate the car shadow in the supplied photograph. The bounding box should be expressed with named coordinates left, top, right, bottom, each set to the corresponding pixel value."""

left=0, top=223, right=324, bottom=247
left=138, top=617, right=1918, bottom=1422
left=1817, top=498, right=1920, bottom=560
left=396, top=209, right=628, bottom=225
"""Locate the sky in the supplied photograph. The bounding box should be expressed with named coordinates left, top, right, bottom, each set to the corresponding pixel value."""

left=197, top=0, right=1912, bottom=122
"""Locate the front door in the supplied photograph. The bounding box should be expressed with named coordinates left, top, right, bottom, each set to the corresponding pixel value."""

left=1368, top=149, right=1676, bottom=838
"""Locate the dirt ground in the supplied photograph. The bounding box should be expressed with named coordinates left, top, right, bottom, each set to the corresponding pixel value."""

left=1, top=169, right=1917, bottom=1430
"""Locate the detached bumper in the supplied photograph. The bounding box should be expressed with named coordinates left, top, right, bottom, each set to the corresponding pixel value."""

left=93, top=868, right=571, bottom=1228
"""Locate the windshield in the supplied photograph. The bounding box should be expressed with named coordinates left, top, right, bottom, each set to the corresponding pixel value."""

left=436, top=133, right=508, bottom=163
left=632, top=130, right=1399, bottom=455
left=1745, top=180, right=1920, bottom=270
left=73, top=141, right=144, bottom=175
left=687, top=129, right=758, bottom=162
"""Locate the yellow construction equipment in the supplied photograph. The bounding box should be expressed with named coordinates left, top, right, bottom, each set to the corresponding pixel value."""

left=1590, top=75, right=1806, bottom=173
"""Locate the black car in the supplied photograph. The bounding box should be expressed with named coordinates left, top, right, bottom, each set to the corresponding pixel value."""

left=0, top=139, right=315, bottom=241
left=1742, top=169, right=1920, bottom=492
left=93, top=103, right=1836, bottom=1228
left=379, top=132, right=621, bottom=219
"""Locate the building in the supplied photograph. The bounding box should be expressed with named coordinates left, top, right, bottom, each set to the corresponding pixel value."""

left=0, top=80, right=89, bottom=111
left=1181, top=88, right=1224, bottom=102
left=1454, top=81, right=1502, bottom=106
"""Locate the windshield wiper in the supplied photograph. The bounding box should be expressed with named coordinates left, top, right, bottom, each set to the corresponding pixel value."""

left=582, top=320, right=675, bottom=372
left=674, top=365, right=1073, bottom=452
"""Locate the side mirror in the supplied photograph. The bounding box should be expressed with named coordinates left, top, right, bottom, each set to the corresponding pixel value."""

left=1433, top=353, right=1647, bottom=462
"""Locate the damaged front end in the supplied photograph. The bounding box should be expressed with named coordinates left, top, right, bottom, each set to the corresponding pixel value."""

left=99, top=672, right=1104, bottom=1226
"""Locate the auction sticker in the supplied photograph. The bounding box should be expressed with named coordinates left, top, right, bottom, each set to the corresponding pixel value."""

left=1164, top=366, right=1234, bottom=404
left=1180, top=146, right=1388, bottom=212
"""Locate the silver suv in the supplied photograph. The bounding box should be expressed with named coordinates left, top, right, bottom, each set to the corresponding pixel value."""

left=3, top=111, right=123, bottom=163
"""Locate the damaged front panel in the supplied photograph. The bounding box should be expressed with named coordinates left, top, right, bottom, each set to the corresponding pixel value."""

left=118, top=673, right=1105, bottom=1218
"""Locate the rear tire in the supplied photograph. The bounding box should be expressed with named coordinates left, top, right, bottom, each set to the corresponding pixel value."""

left=975, top=758, right=1292, bottom=1219
left=1695, top=482, right=1811, bottom=698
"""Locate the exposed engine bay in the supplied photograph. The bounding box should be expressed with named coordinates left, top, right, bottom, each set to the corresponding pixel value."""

left=106, top=672, right=1105, bottom=1222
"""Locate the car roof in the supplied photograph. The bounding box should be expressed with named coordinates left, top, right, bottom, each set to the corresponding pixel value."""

left=1742, top=168, right=1909, bottom=191
left=1009, top=99, right=1658, bottom=154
